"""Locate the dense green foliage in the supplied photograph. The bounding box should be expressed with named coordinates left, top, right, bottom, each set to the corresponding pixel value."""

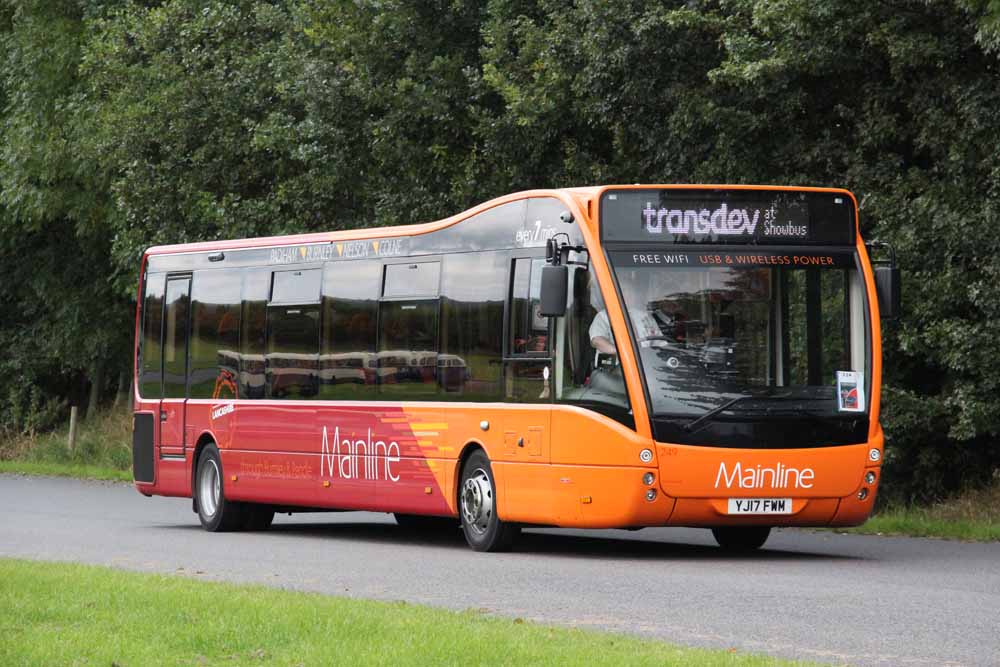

left=2, top=0, right=999, bottom=503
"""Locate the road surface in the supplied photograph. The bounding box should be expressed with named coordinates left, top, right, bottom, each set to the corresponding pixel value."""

left=1, top=474, right=997, bottom=666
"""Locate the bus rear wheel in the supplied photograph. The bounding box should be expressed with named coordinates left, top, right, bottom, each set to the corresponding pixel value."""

left=195, top=444, right=244, bottom=532
left=711, top=526, right=771, bottom=551
left=459, top=450, right=519, bottom=552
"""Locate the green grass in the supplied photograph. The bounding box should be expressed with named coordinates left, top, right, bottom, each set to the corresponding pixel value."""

left=0, top=460, right=131, bottom=481
left=842, top=482, right=1000, bottom=541
left=0, top=559, right=804, bottom=667
left=0, top=408, right=132, bottom=481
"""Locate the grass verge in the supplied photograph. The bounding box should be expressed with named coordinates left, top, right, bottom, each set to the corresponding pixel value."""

left=0, top=460, right=131, bottom=482
left=0, top=408, right=132, bottom=481
left=0, top=558, right=805, bottom=667
left=843, top=482, right=1000, bottom=541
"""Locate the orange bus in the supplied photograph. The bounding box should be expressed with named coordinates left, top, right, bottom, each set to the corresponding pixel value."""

left=132, top=185, right=899, bottom=551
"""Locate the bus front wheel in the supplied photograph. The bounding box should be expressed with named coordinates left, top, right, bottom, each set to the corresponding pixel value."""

left=459, top=450, right=519, bottom=552
left=195, top=444, right=244, bottom=532
left=711, top=526, right=771, bottom=551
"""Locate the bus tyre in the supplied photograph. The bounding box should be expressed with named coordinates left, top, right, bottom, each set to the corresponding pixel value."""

left=242, top=505, right=275, bottom=531
left=711, top=526, right=771, bottom=551
left=195, top=444, right=244, bottom=532
left=394, top=513, right=459, bottom=530
left=459, top=450, right=520, bottom=552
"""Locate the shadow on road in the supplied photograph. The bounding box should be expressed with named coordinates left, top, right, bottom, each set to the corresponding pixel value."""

left=207, top=520, right=861, bottom=561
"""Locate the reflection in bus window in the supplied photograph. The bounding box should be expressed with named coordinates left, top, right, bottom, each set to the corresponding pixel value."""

left=378, top=300, right=440, bottom=399
left=140, top=273, right=166, bottom=399
left=240, top=269, right=269, bottom=399
left=162, top=277, right=191, bottom=399
left=189, top=269, right=241, bottom=399
left=554, top=266, right=634, bottom=428
left=267, top=304, right=320, bottom=398
left=440, top=252, right=504, bottom=400
left=321, top=260, right=380, bottom=399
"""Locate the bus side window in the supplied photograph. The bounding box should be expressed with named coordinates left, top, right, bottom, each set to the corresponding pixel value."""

left=321, top=260, right=380, bottom=399
left=506, top=257, right=551, bottom=403
left=139, top=272, right=166, bottom=399
left=440, top=252, right=504, bottom=400
left=266, top=269, right=321, bottom=399
left=162, top=276, right=191, bottom=399
left=379, top=261, right=441, bottom=400
left=189, top=269, right=242, bottom=400
left=240, top=268, right=269, bottom=399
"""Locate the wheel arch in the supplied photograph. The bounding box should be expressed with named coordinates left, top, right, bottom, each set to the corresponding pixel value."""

left=454, top=439, right=487, bottom=510
left=190, top=431, right=218, bottom=509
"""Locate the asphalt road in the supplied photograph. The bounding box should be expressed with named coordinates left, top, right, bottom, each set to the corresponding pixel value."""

left=1, top=474, right=997, bottom=666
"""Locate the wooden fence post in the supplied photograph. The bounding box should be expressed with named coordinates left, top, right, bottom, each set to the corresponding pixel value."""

left=68, top=406, right=79, bottom=452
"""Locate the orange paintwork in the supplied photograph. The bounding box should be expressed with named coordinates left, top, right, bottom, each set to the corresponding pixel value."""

left=134, top=184, right=882, bottom=530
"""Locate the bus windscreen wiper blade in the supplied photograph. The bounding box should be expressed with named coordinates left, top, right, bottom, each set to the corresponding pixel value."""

left=683, top=393, right=791, bottom=433
left=683, top=396, right=756, bottom=433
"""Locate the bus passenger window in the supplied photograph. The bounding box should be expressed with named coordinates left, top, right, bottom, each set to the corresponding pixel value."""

left=139, top=273, right=165, bottom=399
left=510, top=258, right=549, bottom=354
left=266, top=269, right=321, bottom=399
left=321, top=260, right=380, bottom=400
left=506, top=257, right=552, bottom=403
left=378, top=300, right=440, bottom=399
left=189, top=269, right=241, bottom=399
left=240, top=269, right=269, bottom=399
left=379, top=260, right=441, bottom=400
left=440, top=252, right=504, bottom=400
left=162, top=277, right=191, bottom=399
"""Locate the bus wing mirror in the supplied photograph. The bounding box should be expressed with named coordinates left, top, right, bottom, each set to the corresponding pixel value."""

left=873, top=265, right=901, bottom=320
left=540, top=265, right=568, bottom=317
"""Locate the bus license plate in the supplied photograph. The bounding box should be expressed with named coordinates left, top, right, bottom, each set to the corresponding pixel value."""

left=727, top=498, right=793, bottom=515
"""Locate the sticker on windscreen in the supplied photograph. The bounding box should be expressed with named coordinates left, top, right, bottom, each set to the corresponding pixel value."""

left=836, top=370, right=865, bottom=412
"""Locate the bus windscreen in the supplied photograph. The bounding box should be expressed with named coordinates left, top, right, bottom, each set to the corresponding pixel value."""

left=609, top=249, right=870, bottom=448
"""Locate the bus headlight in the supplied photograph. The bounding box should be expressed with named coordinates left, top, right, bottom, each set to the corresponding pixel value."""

left=645, top=489, right=657, bottom=502
left=865, top=471, right=876, bottom=484
left=642, top=472, right=655, bottom=486
left=858, top=488, right=869, bottom=500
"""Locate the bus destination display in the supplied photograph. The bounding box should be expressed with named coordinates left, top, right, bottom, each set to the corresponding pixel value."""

left=600, top=189, right=855, bottom=246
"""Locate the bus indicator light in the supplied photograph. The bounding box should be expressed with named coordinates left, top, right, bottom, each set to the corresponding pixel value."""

left=639, top=449, right=653, bottom=463
left=869, top=448, right=881, bottom=462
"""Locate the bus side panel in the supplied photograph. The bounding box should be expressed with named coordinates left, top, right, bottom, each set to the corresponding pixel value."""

left=495, top=462, right=674, bottom=527
left=550, top=406, right=658, bottom=467
left=210, top=402, right=459, bottom=516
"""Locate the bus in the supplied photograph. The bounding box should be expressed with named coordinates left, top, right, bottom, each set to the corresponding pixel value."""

left=132, top=185, right=900, bottom=552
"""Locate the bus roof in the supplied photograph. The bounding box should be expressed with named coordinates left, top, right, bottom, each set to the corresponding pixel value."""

left=142, top=184, right=855, bottom=257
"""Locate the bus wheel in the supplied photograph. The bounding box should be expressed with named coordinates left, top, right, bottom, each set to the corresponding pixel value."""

left=711, top=526, right=771, bottom=551
left=242, top=505, right=275, bottom=531
left=195, top=444, right=244, bottom=532
left=394, top=513, right=459, bottom=530
left=459, top=450, right=519, bottom=552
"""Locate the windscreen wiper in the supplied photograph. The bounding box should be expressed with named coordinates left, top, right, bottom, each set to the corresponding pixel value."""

left=682, top=393, right=790, bottom=433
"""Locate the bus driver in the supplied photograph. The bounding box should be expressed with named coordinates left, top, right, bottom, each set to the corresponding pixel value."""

left=589, top=274, right=661, bottom=356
